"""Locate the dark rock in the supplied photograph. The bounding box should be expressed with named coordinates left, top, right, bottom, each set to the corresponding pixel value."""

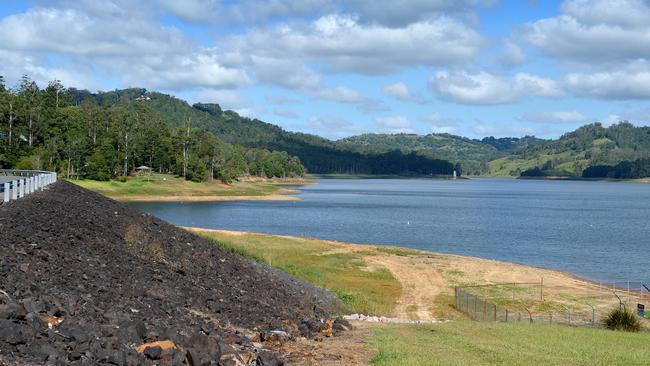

left=143, top=345, right=162, bottom=360
left=257, top=350, right=283, bottom=366
left=305, top=320, right=326, bottom=333
left=68, top=351, right=82, bottom=361
left=261, top=330, right=289, bottom=346
left=0, top=181, right=341, bottom=364
left=0, top=320, right=31, bottom=345
left=334, top=318, right=352, bottom=329
left=298, top=323, right=312, bottom=339
left=133, top=320, right=148, bottom=340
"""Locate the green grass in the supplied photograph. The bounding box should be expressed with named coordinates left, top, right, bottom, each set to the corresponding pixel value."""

left=368, top=321, right=650, bottom=366
left=71, top=173, right=296, bottom=199
left=192, top=230, right=402, bottom=315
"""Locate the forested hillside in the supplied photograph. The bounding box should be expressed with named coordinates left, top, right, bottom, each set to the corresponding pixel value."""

left=5, top=78, right=650, bottom=180
left=491, top=122, right=650, bottom=177
left=338, top=134, right=544, bottom=175
left=72, top=88, right=459, bottom=176
left=0, top=77, right=305, bottom=182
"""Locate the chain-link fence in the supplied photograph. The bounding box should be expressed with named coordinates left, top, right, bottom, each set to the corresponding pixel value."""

left=455, top=280, right=650, bottom=327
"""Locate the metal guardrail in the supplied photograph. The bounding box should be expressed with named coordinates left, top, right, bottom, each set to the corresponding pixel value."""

left=0, top=170, right=57, bottom=204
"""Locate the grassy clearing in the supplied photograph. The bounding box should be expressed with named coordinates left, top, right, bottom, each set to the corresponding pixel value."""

left=72, top=173, right=303, bottom=200
left=368, top=321, right=650, bottom=366
left=191, top=230, right=402, bottom=315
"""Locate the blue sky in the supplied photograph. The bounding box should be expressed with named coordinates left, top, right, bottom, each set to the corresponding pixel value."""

left=1, top=0, right=650, bottom=140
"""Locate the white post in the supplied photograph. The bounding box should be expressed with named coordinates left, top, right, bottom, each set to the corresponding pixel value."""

left=3, top=183, right=9, bottom=203
left=28, top=177, right=33, bottom=194
left=19, top=179, right=24, bottom=197
left=11, top=181, right=17, bottom=200
left=36, top=175, right=41, bottom=190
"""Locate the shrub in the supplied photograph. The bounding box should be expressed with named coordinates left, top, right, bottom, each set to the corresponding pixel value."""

left=603, top=307, right=641, bottom=332
left=117, top=176, right=128, bottom=182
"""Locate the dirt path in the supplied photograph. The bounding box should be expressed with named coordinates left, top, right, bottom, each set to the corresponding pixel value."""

left=366, top=255, right=446, bottom=321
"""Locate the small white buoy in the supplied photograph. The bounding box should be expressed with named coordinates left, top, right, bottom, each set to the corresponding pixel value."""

left=407, top=221, right=410, bottom=225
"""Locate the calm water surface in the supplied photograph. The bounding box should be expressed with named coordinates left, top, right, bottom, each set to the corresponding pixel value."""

left=130, top=178, right=650, bottom=282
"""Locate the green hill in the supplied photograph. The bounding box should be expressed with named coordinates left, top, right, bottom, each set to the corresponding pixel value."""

left=65, top=87, right=650, bottom=179
left=70, top=88, right=457, bottom=176
left=490, top=122, right=650, bottom=177
left=338, top=134, right=544, bottom=175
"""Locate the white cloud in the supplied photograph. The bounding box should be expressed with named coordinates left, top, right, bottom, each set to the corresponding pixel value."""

left=313, top=86, right=365, bottom=103
left=192, top=89, right=243, bottom=108
left=522, top=110, right=586, bottom=124
left=274, top=108, right=300, bottom=119
left=383, top=82, right=412, bottom=101
left=0, top=5, right=249, bottom=90
left=346, top=0, right=498, bottom=27
left=499, top=40, right=527, bottom=67
left=0, top=50, right=100, bottom=90
left=524, top=0, right=650, bottom=63
left=472, top=122, right=542, bottom=137
left=287, top=116, right=364, bottom=139
left=564, top=68, right=650, bottom=99
left=156, top=0, right=335, bottom=24
left=375, top=116, right=414, bottom=133
left=602, top=114, right=622, bottom=127
left=265, top=95, right=301, bottom=105
left=382, top=82, right=425, bottom=103
left=226, top=14, right=485, bottom=75
left=429, top=71, right=562, bottom=104
left=417, top=112, right=458, bottom=134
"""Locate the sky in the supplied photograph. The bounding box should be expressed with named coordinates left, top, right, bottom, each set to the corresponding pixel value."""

left=1, top=0, right=650, bottom=140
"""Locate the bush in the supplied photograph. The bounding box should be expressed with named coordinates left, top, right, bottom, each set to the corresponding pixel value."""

left=116, top=176, right=128, bottom=183
left=603, top=307, right=641, bottom=332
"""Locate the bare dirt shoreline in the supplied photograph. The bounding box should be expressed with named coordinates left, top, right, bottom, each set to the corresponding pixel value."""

left=114, top=192, right=301, bottom=202
left=189, top=228, right=629, bottom=322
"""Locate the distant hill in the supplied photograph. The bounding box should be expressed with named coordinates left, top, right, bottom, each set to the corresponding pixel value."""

left=67, top=88, right=650, bottom=179
left=490, top=122, right=650, bottom=177
left=338, top=134, right=544, bottom=175
left=71, top=88, right=457, bottom=176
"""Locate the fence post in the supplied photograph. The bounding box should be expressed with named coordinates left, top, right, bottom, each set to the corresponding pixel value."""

left=11, top=181, right=18, bottom=200
left=3, top=183, right=9, bottom=203
left=505, top=309, right=508, bottom=322
left=19, top=179, right=25, bottom=198
left=540, top=277, right=544, bottom=301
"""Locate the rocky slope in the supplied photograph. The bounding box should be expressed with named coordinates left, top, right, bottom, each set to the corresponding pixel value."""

left=0, top=181, right=344, bottom=365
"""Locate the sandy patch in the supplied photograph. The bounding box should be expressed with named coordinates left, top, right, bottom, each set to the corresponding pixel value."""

left=111, top=194, right=300, bottom=202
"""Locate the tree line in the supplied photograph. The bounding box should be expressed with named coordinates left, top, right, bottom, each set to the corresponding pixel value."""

left=582, top=158, right=650, bottom=179
left=104, top=92, right=461, bottom=177
left=0, top=76, right=305, bottom=182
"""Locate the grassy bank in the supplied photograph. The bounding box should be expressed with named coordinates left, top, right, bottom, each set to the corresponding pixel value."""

left=186, top=229, right=631, bottom=321
left=188, top=229, right=650, bottom=365
left=71, top=173, right=307, bottom=202
left=369, top=322, right=650, bottom=366
left=190, top=229, right=401, bottom=315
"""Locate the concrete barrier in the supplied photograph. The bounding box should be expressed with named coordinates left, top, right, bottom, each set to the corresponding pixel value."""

left=0, top=170, right=57, bottom=205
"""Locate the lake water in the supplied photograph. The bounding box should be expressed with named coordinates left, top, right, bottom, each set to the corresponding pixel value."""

left=130, top=178, right=650, bottom=282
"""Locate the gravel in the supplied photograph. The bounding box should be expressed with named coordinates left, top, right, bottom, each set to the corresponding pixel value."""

left=0, top=181, right=343, bottom=365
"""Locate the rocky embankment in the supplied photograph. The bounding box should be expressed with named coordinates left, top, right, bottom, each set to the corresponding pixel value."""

left=0, top=181, right=348, bottom=365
